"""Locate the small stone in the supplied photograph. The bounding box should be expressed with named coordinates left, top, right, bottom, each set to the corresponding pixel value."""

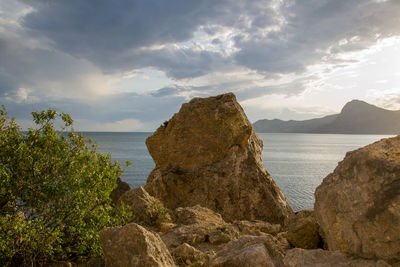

left=159, top=222, right=176, bottom=233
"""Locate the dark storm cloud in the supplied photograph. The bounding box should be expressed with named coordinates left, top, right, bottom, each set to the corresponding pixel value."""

left=19, top=0, right=400, bottom=78
left=19, top=0, right=278, bottom=77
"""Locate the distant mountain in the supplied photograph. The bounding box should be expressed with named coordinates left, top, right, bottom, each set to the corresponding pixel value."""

left=253, top=100, right=400, bottom=134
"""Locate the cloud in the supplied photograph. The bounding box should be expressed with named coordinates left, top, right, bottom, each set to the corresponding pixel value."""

left=0, top=31, right=118, bottom=101
left=1, top=0, right=400, bottom=130
left=18, top=0, right=278, bottom=78
left=16, top=0, right=400, bottom=81
left=234, top=0, right=400, bottom=74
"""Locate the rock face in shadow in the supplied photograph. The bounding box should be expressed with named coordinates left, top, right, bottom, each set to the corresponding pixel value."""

left=110, top=177, right=130, bottom=205
left=286, top=210, right=321, bottom=249
left=314, top=136, right=400, bottom=263
left=145, top=93, right=293, bottom=224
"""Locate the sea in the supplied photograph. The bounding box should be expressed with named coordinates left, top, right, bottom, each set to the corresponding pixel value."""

left=81, top=132, right=392, bottom=212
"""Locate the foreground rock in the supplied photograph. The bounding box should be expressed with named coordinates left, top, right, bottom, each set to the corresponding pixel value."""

left=209, top=235, right=284, bottom=267
left=100, top=223, right=176, bottom=267
left=315, top=136, right=400, bottom=263
left=145, top=93, right=293, bottom=224
left=119, top=187, right=171, bottom=226
left=283, top=248, right=391, bottom=267
left=161, top=206, right=238, bottom=251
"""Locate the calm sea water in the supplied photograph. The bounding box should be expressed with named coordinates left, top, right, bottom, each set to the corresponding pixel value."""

left=82, top=132, right=391, bottom=211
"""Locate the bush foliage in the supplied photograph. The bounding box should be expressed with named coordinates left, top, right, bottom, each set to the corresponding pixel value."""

left=0, top=106, right=130, bottom=266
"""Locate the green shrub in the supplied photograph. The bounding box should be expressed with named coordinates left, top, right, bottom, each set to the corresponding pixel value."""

left=0, top=106, right=130, bottom=266
left=146, top=199, right=171, bottom=227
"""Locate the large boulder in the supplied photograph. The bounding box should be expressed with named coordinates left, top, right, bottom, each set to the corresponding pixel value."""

left=283, top=248, right=390, bottom=267
left=315, top=136, right=400, bottom=263
left=100, top=223, right=176, bottom=267
left=145, top=93, right=293, bottom=224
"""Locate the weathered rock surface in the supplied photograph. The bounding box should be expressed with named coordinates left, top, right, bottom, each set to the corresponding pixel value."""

left=283, top=248, right=391, bottom=267
left=233, top=220, right=282, bottom=236
left=315, top=136, right=400, bottom=263
left=172, top=243, right=207, bottom=267
left=286, top=210, right=321, bottom=249
left=110, top=177, right=130, bottom=204
left=209, top=235, right=284, bottom=267
left=119, top=187, right=171, bottom=226
left=174, top=205, right=225, bottom=226
left=161, top=206, right=238, bottom=251
left=145, top=93, right=293, bottom=224
left=100, top=223, right=176, bottom=267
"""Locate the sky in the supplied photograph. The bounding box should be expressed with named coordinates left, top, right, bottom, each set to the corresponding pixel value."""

left=1, top=0, right=400, bottom=131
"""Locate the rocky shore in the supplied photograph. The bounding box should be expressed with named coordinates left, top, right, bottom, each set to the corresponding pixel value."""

left=102, top=93, right=400, bottom=267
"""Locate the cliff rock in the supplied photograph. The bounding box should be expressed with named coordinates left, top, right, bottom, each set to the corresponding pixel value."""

left=315, top=136, right=400, bottom=263
left=100, top=223, right=175, bottom=267
left=145, top=93, right=292, bottom=224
